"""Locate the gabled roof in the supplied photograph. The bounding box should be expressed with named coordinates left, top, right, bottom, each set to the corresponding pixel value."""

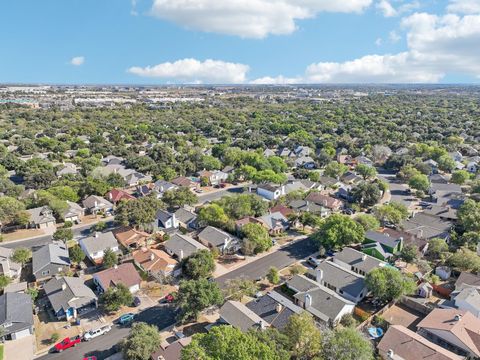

left=0, top=292, right=33, bottom=335
left=456, top=272, right=480, bottom=291
left=454, top=287, right=480, bottom=310
left=174, top=207, right=197, bottom=225
left=220, top=300, right=266, bottom=332
left=287, top=274, right=319, bottom=293
left=171, top=176, right=194, bottom=187
left=32, top=241, right=70, bottom=274
left=106, top=188, right=136, bottom=203
left=315, top=261, right=366, bottom=298
left=133, top=247, right=177, bottom=273
left=365, top=230, right=402, bottom=249
left=79, top=231, right=118, bottom=255
left=417, top=309, right=480, bottom=357
left=333, top=247, right=386, bottom=274
left=94, top=263, right=141, bottom=291
left=44, top=276, right=97, bottom=314
left=402, top=213, right=453, bottom=240
left=26, top=206, right=55, bottom=224
left=113, top=226, right=149, bottom=248
left=305, top=192, right=343, bottom=209
left=257, top=183, right=281, bottom=192
left=82, top=195, right=113, bottom=210
left=378, top=325, right=463, bottom=360
left=0, top=246, right=21, bottom=276
left=156, top=209, right=174, bottom=227
left=164, top=233, right=207, bottom=259
left=258, top=212, right=289, bottom=230
left=198, top=226, right=232, bottom=247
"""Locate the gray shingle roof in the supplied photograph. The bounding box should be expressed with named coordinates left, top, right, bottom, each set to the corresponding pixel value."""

left=220, top=300, right=266, bottom=332
left=287, top=274, right=320, bottom=293
left=0, top=292, right=33, bottom=335
left=315, top=261, right=366, bottom=299
left=79, top=231, right=118, bottom=256
left=164, top=233, right=207, bottom=259
left=44, top=277, right=97, bottom=314
left=365, top=230, right=402, bottom=249
left=26, top=206, right=55, bottom=225
left=174, top=208, right=197, bottom=225
left=32, top=241, right=70, bottom=275
left=333, top=247, right=386, bottom=274
left=402, top=213, right=453, bottom=240
left=156, top=209, right=174, bottom=227
left=198, top=226, right=231, bottom=247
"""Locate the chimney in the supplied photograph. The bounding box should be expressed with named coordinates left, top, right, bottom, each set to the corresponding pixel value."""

left=61, top=282, right=67, bottom=291
left=258, top=320, right=266, bottom=330
left=275, top=303, right=283, bottom=313
left=316, top=269, right=323, bottom=284
left=304, top=293, right=312, bottom=308
left=179, top=249, right=184, bottom=260
left=362, top=253, right=367, bottom=261
left=150, top=253, right=155, bottom=262
left=114, top=264, right=118, bottom=269
left=94, top=232, right=99, bottom=238
left=454, top=314, right=462, bottom=321
left=94, top=200, right=98, bottom=207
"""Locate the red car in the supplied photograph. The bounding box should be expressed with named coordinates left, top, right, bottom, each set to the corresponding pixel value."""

left=83, top=357, right=97, bottom=360
left=164, top=293, right=175, bottom=303
left=54, top=336, right=81, bottom=352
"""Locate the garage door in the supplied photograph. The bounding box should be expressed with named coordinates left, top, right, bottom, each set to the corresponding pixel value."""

left=12, top=328, right=31, bottom=340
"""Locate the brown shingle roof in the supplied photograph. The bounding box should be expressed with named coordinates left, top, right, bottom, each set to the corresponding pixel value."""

left=305, top=192, right=343, bottom=210
left=133, top=247, right=177, bottom=274
left=94, top=263, right=141, bottom=291
left=113, top=227, right=149, bottom=248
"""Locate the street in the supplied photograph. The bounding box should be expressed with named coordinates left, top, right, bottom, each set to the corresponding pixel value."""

left=37, top=305, right=177, bottom=360
left=195, top=185, right=246, bottom=204
left=378, top=170, right=416, bottom=208
left=216, top=237, right=317, bottom=287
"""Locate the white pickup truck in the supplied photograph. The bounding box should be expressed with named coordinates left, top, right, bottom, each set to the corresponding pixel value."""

left=83, top=324, right=112, bottom=341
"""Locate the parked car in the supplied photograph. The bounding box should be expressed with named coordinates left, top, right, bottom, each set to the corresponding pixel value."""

left=83, top=324, right=112, bottom=341
left=163, top=293, right=175, bottom=303
left=54, top=336, right=81, bottom=352
left=307, top=256, right=321, bottom=268
left=83, top=357, right=97, bottom=360
left=133, top=296, right=141, bottom=307
left=118, top=313, right=135, bottom=325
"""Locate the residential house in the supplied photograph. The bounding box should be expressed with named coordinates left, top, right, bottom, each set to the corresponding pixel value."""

left=341, top=171, right=362, bottom=185
left=150, top=337, right=192, bottom=360
left=246, top=291, right=304, bottom=330
left=294, top=146, right=313, bottom=157
left=449, top=288, right=480, bottom=318
left=436, top=266, right=452, bottom=281
left=309, top=262, right=368, bottom=303
left=26, top=206, right=56, bottom=229
left=295, top=156, right=316, bottom=169
left=382, top=227, right=429, bottom=255
left=455, top=272, right=480, bottom=291
left=219, top=300, right=267, bottom=332
left=133, top=247, right=179, bottom=281
left=417, top=309, right=480, bottom=358
left=361, top=242, right=393, bottom=262
left=269, top=204, right=293, bottom=218
left=287, top=274, right=355, bottom=325
left=430, top=174, right=450, bottom=184
left=467, top=161, right=478, bottom=173
left=363, top=230, right=403, bottom=260
left=402, top=213, right=453, bottom=240
left=93, top=263, right=141, bottom=294
left=0, top=247, right=21, bottom=279
left=263, top=149, right=276, bottom=157
left=305, top=192, right=343, bottom=211
left=171, top=176, right=197, bottom=189
left=234, top=216, right=261, bottom=233
left=450, top=151, right=463, bottom=163
left=197, top=226, right=238, bottom=254
left=257, top=212, right=289, bottom=235
left=197, top=170, right=228, bottom=186
left=257, top=183, right=285, bottom=201
left=424, top=159, right=439, bottom=174
left=62, top=200, right=84, bottom=224
left=153, top=180, right=178, bottom=195
left=32, top=242, right=71, bottom=282
left=0, top=292, right=34, bottom=340
left=174, top=207, right=198, bottom=230
left=332, top=247, right=386, bottom=276
left=417, top=282, right=434, bottom=298
left=44, top=276, right=97, bottom=320
left=152, top=209, right=179, bottom=232
left=288, top=200, right=330, bottom=217
left=113, top=226, right=150, bottom=250
left=164, top=233, right=207, bottom=261
left=82, top=195, right=113, bottom=215
left=423, top=205, right=458, bottom=221
left=355, top=155, right=374, bottom=166
left=78, top=231, right=119, bottom=265
left=318, top=176, right=342, bottom=189
left=277, top=147, right=293, bottom=157
left=106, top=188, right=136, bottom=205
left=4, top=282, right=28, bottom=294
left=56, top=162, right=77, bottom=177
left=378, top=325, right=463, bottom=360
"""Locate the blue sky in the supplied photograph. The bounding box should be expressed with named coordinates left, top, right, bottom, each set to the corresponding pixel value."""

left=1, top=0, right=480, bottom=84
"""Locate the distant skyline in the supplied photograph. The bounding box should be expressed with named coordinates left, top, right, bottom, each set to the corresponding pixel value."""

left=2, top=0, right=480, bottom=84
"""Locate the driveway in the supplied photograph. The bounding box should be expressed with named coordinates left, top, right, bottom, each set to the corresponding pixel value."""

left=378, top=170, right=417, bottom=208
left=5, top=334, right=35, bottom=360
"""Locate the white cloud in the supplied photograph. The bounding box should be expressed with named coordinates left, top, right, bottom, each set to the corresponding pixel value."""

left=250, top=75, right=302, bottom=84
left=377, top=0, right=397, bottom=17
left=70, top=56, right=85, bottom=66
left=149, top=0, right=372, bottom=38
left=131, top=0, right=138, bottom=15
left=128, top=58, right=250, bottom=83
left=447, top=0, right=480, bottom=14
left=375, top=37, right=383, bottom=46
left=389, top=30, right=401, bottom=42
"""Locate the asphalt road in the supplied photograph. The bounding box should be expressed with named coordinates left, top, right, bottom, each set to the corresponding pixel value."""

left=37, top=305, right=177, bottom=360
left=216, top=237, right=317, bottom=287
left=196, top=185, right=247, bottom=204
left=378, top=170, right=417, bottom=208
left=2, top=220, right=116, bottom=250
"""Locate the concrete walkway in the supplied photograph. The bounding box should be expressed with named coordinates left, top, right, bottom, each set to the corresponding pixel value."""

left=5, top=335, right=35, bottom=360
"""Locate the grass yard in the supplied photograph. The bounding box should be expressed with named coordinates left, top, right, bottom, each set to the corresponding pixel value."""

left=0, top=343, right=4, bottom=360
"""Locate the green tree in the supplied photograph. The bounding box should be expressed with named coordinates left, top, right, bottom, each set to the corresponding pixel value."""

left=339, top=313, right=358, bottom=328
left=115, top=196, right=164, bottom=228
left=122, top=322, right=162, bottom=360
left=224, top=277, right=258, bottom=301
left=356, top=164, right=377, bottom=180
left=162, top=187, right=198, bottom=208
left=51, top=332, right=60, bottom=343
left=47, top=186, right=80, bottom=202
left=427, top=238, right=449, bottom=258
left=182, top=249, right=216, bottom=280
left=92, top=221, right=107, bottom=232
left=321, top=327, right=374, bottom=360
left=0, top=196, right=26, bottom=228
left=252, top=169, right=287, bottom=184
left=267, top=266, right=280, bottom=284
left=176, top=279, right=224, bottom=322
left=458, top=199, right=480, bottom=232
left=351, top=182, right=382, bottom=208
left=312, top=214, right=365, bottom=250
left=102, top=248, right=118, bottom=269
left=106, top=172, right=127, bottom=188
left=0, top=275, right=11, bottom=290
left=69, top=245, right=85, bottom=264
left=298, top=212, right=323, bottom=230
left=11, top=247, right=32, bottom=265
left=451, top=170, right=470, bottom=185
left=365, top=267, right=416, bottom=302
left=374, top=202, right=409, bottom=225
left=355, top=214, right=380, bottom=231
left=447, top=247, right=480, bottom=272
left=408, top=174, right=430, bottom=193
left=241, top=223, right=272, bottom=255
left=283, top=312, right=322, bottom=360
left=53, top=227, right=74, bottom=243
left=197, top=204, right=230, bottom=229
left=324, top=161, right=348, bottom=179
left=437, top=154, right=456, bottom=172
left=101, top=283, right=133, bottom=312
left=181, top=325, right=285, bottom=360
left=400, top=244, right=418, bottom=263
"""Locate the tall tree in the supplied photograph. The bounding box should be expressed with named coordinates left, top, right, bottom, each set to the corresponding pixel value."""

left=176, top=279, right=224, bottom=322
left=241, top=223, right=272, bottom=255
left=283, top=312, right=322, bottom=360
left=321, top=327, right=374, bottom=360
left=312, top=214, right=365, bottom=250
left=365, top=267, right=416, bottom=302
left=182, top=249, right=216, bottom=280
left=123, top=322, right=162, bottom=360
